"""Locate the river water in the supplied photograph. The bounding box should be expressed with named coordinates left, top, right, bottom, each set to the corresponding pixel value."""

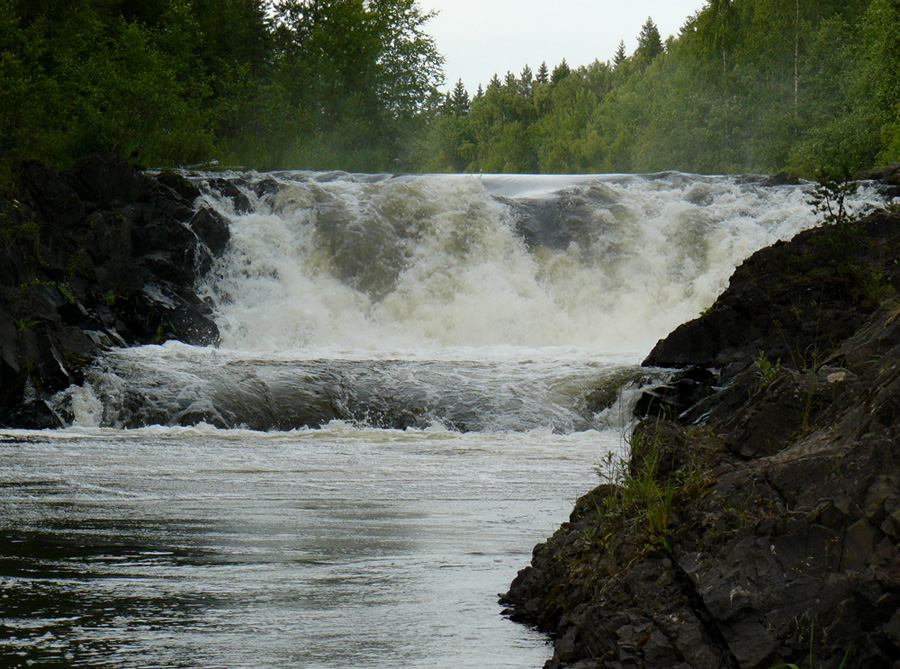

left=0, top=172, right=843, bottom=667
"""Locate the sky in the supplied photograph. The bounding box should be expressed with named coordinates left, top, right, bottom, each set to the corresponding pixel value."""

left=420, top=0, right=708, bottom=93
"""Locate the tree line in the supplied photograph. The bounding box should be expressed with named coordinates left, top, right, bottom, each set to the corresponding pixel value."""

left=1, top=0, right=898, bottom=180
left=418, top=0, right=900, bottom=176
left=0, top=0, right=443, bottom=178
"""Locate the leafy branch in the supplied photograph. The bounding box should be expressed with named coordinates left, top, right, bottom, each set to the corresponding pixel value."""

left=807, top=171, right=859, bottom=226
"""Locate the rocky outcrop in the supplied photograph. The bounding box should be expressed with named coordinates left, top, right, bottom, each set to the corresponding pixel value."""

left=0, top=154, right=229, bottom=427
left=501, top=208, right=900, bottom=668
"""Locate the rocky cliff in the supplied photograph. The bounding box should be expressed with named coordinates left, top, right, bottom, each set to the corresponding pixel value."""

left=0, top=154, right=229, bottom=428
left=501, top=169, right=900, bottom=668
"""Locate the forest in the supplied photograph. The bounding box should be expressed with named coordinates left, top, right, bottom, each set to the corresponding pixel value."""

left=1, top=0, right=898, bottom=179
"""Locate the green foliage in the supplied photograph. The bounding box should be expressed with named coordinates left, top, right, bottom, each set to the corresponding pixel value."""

left=13, top=316, right=38, bottom=333
left=414, top=0, right=898, bottom=176
left=754, top=349, right=782, bottom=392
left=590, top=423, right=714, bottom=556
left=0, top=0, right=444, bottom=175
left=807, top=172, right=860, bottom=225
left=1, top=0, right=897, bottom=176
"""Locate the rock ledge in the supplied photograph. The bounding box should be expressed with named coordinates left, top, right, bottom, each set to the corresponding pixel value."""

left=502, top=207, right=900, bottom=668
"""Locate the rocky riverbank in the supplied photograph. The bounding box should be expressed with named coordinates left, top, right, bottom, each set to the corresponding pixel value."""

left=501, top=167, right=900, bottom=668
left=0, top=154, right=228, bottom=428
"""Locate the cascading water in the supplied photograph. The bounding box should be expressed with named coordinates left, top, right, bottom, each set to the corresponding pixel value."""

left=63, top=171, right=824, bottom=432
left=1, top=171, right=860, bottom=668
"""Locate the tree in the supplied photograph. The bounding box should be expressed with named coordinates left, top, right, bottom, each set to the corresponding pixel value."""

left=706, top=0, right=734, bottom=82
left=551, top=59, right=571, bottom=84
left=520, top=65, right=533, bottom=96
left=634, top=17, right=664, bottom=67
left=613, top=40, right=627, bottom=67
left=272, top=0, right=442, bottom=122
left=535, top=61, right=550, bottom=85
left=448, top=78, right=469, bottom=115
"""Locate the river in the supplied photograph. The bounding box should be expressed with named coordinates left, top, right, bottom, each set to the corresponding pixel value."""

left=0, top=171, right=833, bottom=667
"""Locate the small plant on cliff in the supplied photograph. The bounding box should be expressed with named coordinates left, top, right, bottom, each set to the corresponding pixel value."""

left=584, top=423, right=716, bottom=570
left=859, top=266, right=895, bottom=305
left=807, top=171, right=859, bottom=226
left=753, top=349, right=781, bottom=392
left=13, top=316, right=38, bottom=333
left=623, top=435, right=677, bottom=551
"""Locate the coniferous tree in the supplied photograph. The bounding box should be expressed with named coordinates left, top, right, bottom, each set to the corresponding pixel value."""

left=634, top=17, right=663, bottom=65
left=520, top=65, right=533, bottom=96
left=535, top=61, right=550, bottom=85
left=613, top=39, right=627, bottom=67
left=551, top=59, right=571, bottom=84
left=449, top=78, right=469, bottom=115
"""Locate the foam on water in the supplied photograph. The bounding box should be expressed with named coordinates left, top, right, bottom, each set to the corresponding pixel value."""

left=196, top=172, right=830, bottom=353
left=14, top=171, right=882, bottom=668
left=58, top=171, right=874, bottom=431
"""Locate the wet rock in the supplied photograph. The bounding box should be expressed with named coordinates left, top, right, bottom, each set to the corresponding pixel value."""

left=156, top=170, right=201, bottom=201
left=0, top=155, right=228, bottom=426
left=634, top=366, right=718, bottom=420
left=857, top=163, right=900, bottom=199
left=190, top=208, right=230, bottom=255
left=761, top=171, right=802, bottom=187
left=505, top=209, right=900, bottom=668
left=5, top=397, right=64, bottom=429
left=206, top=176, right=252, bottom=214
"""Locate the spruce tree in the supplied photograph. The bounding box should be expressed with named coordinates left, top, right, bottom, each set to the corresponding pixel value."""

left=613, top=39, right=627, bottom=67
left=535, top=61, right=550, bottom=85
left=450, top=78, right=469, bottom=115
left=520, top=64, right=533, bottom=96
left=551, top=59, right=571, bottom=84
left=635, top=17, right=663, bottom=63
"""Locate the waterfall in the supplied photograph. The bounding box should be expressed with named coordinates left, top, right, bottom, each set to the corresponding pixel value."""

left=58, top=171, right=834, bottom=431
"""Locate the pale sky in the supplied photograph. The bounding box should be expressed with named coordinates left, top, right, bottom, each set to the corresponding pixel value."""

left=420, top=0, right=708, bottom=92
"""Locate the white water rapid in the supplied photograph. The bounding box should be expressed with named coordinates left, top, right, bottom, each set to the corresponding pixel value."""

left=1, top=171, right=863, bottom=668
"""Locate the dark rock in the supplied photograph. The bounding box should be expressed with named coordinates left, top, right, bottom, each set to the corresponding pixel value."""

left=66, top=152, right=147, bottom=209
left=14, top=160, right=85, bottom=231
left=0, top=155, right=226, bottom=426
left=190, top=208, right=231, bottom=255
left=505, top=209, right=900, bottom=668
left=252, top=176, right=281, bottom=199
left=133, top=215, right=198, bottom=257
left=130, top=181, right=195, bottom=223
left=206, top=177, right=252, bottom=214
left=634, top=366, right=718, bottom=420
left=857, top=163, right=900, bottom=186
left=645, top=210, right=900, bottom=378
left=761, top=171, right=802, bottom=187
left=5, top=397, right=63, bottom=429
left=156, top=170, right=202, bottom=201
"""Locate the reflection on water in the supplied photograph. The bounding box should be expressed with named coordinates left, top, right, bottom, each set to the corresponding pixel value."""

left=0, top=425, right=622, bottom=668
